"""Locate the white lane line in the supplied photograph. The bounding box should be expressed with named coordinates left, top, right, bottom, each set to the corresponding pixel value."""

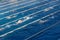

left=0, top=0, right=37, bottom=14
left=25, top=15, right=60, bottom=40
left=0, top=0, right=35, bottom=10
left=0, top=0, right=21, bottom=5
left=0, top=1, right=59, bottom=27
left=0, top=2, right=60, bottom=29
left=0, top=0, right=59, bottom=27
left=0, top=0, right=26, bottom=7
left=0, top=0, right=56, bottom=21
left=0, top=0, right=46, bottom=20
left=0, top=0, right=37, bottom=11
left=1, top=0, right=57, bottom=14
left=0, top=0, right=26, bottom=10
left=0, top=10, right=59, bottom=37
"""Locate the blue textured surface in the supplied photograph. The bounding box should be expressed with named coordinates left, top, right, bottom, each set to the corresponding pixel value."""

left=0, top=0, right=60, bottom=40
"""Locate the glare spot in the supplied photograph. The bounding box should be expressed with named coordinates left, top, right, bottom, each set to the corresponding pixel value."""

left=0, top=28, right=4, bottom=31
left=16, top=20, right=23, bottom=24
left=6, top=16, right=11, bottom=19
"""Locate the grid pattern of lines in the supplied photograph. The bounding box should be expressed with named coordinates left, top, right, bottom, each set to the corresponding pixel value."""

left=0, top=0, right=60, bottom=40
